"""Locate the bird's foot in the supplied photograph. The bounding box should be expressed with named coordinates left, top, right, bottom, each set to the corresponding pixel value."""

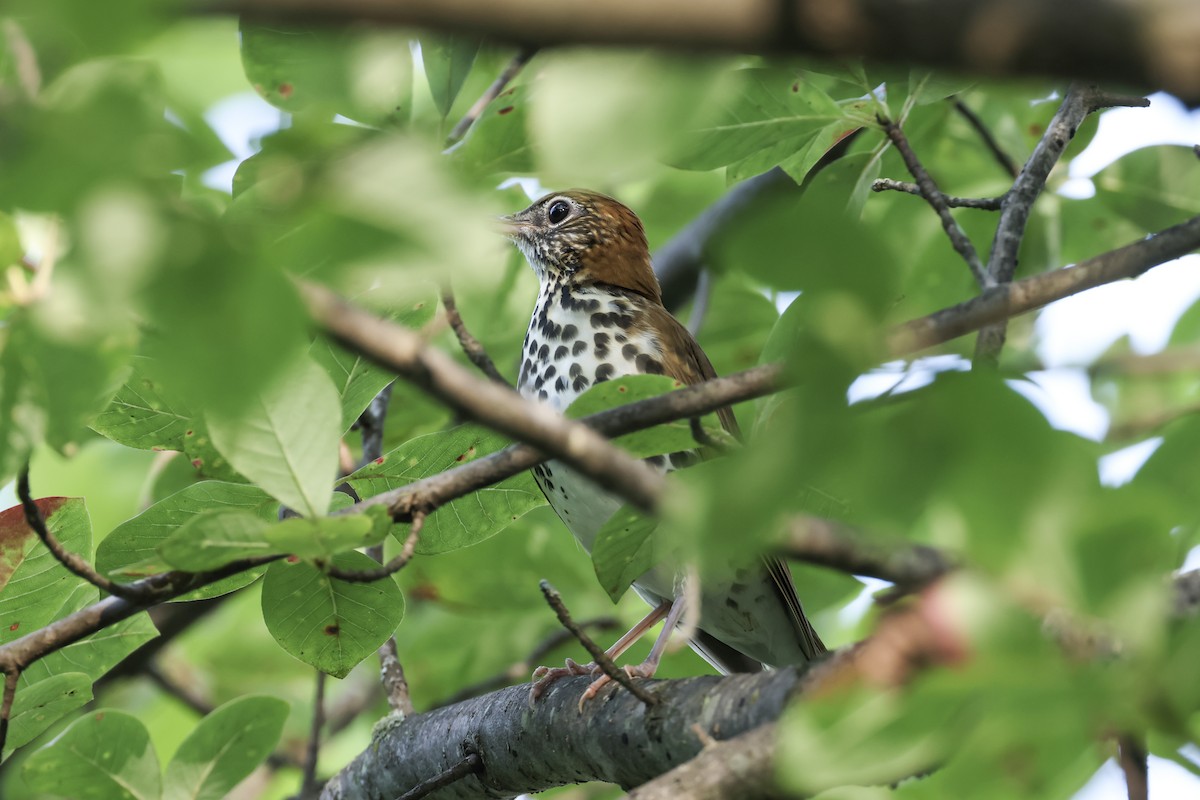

left=575, top=661, right=659, bottom=712
left=529, top=658, right=599, bottom=703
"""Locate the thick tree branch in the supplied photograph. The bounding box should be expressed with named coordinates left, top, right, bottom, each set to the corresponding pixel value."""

left=301, top=282, right=666, bottom=514
left=210, top=0, right=1200, bottom=104
left=622, top=723, right=785, bottom=800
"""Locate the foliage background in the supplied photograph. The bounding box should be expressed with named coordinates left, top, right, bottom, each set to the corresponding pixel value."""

left=0, top=3, right=1199, bottom=799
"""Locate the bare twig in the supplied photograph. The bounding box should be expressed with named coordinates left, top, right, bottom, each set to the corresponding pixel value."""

left=441, top=289, right=511, bottom=386
left=378, top=637, right=413, bottom=716
left=974, top=85, right=1150, bottom=363
left=951, top=96, right=1020, bottom=178
left=323, top=513, right=424, bottom=583
left=447, top=46, right=536, bottom=144
left=435, top=617, right=621, bottom=707
left=0, top=668, right=19, bottom=756
left=879, top=116, right=990, bottom=288
left=301, top=282, right=666, bottom=513
left=396, top=752, right=483, bottom=800
left=538, top=581, right=658, bottom=707
left=872, top=178, right=1003, bottom=210
left=300, top=672, right=327, bottom=799
left=1117, top=733, right=1148, bottom=800
left=17, top=467, right=146, bottom=602
left=689, top=416, right=728, bottom=452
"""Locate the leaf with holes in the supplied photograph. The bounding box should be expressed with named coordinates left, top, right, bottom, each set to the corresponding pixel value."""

left=91, top=355, right=193, bottom=451
left=23, top=710, right=161, bottom=800
left=261, top=550, right=405, bottom=678
left=346, top=424, right=545, bottom=554
left=163, top=695, right=289, bottom=800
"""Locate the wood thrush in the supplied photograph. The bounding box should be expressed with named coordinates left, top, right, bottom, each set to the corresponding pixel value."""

left=503, top=190, right=825, bottom=700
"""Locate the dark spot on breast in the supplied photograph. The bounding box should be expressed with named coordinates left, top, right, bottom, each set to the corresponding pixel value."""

left=562, top=324, right=578, bottom=339
left=591, top=312, right=612, bottom=328
left=573, top=376, right=590, bottom=392
left=615, top=333, right=628, bottom=344
left=569, top=363, right=582, bottom=378
left=538, top=344, right=549, bottom=361
left=724, top=596, right=740, bottom=610
left=544, top=321, right=561, bottom=339
left=645, top=454, right=665, bottom=468
left=534, top=375, right=546, bottom=390
left=527, top=341, right=537, bottom=355
left=555, top=377, right=566, bottom=392
left=544, top=365, right=557, bottom=379
left=586, top=298, right=601, bottom=311
left=554, top=345, right=568, bottom=360
left=621, top=343, right=638, bottom=360
left=538, top=389, right=548, bottom=400
left=572, top=340, right=587, bottom=356
left=594, top=332, right=610, bottom=357
left=614, top=315, right=634, bottom=329
left=595, top=363, right=614, bottom=382
left=669, top=451, right=698, bottom=469
left=635, top=354, right=664, bottom=374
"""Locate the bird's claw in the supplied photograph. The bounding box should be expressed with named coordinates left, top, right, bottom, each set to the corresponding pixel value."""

left=529, top=658, right=600, bottom=704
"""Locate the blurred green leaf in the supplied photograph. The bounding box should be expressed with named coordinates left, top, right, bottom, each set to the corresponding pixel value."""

left=91, top=356, right=193, bottom=452
left=565, top=374, right=724, bottom=457
left=591, top=504, right=657, bottom=602
left=207, top=353, right=341, bottom=518
left=158, top=508, right=274, bottom=571
left=163, top=695, right=289, bottom=800
left=23, top=709, right=161, bottom=800
left=2, top=672, right=93, bottom=760
left=421, top=35, right=479, bottom=117
left=264, top=511, right=389, bottom=560
left=1094, top=145, right=1200, bottom=231
left=260, top=550, right=405, bottom=678
left=450, top=84, right=532, bottom=176
left=346, top=424, right=546, bottom=554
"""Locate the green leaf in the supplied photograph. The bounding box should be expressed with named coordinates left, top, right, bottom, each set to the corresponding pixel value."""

left=591, top=504, right=658, bottom=602
left=565, top=374, right=724, bottom=458
left=97, top=481, right=274, bottom=599
left=261, top=550, right=405, bottom=678
left=22, top=613, right=158, bottom=689
left=422, top=35, right=479, bottom=116
left=207, top=353, right=341, bottom=518
left=163, top=695, right=289, bottom=800
left=158, top=509, right=274, bottom=571
left=345, top=424, right=546, bottom=554
left=23, top=709, right=161, bottom=800
left=1094, top=145, right=1200, bottom=231
left=0, top=498, right=92, bottom=646
left=452, top=84, right=532, bottom=176
left=2, top=673, right=93, bottom=760
left=91, top=355, right=193, bottom=451
left=309, top=338, right=395, bottom=434
left=264, top=512, right=388, bottom=560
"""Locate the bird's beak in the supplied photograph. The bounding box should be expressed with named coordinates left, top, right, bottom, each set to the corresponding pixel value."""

left=496, top=213, right=530, bottom=240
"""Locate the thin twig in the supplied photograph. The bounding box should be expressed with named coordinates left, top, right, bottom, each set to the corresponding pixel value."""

left=435, top=617, right=621, bottom=707
left=378, top=637, right=413, bottom=716
left=782, top=515, right=954, bottom=588
left=538, top=581, right=658, bottom=707
left=396, top=752, right=483, bottom=800
left=879, top=116, right=990, bottom=288
left=441, top=289, right=511, bottom=386
left=688, top=417, right=728, bottom=452
left=300, top=672, right=327, bottom=799
left=17, top=467, right=146, bottom=601
left=323, top=513, right=424, bottom=583
left=872, top=178, right=1003, bottom=210
left=0, top=668, right=19, bottom=756
left=951, top=96, right=1020, bottom=177
left=446, top=46, right=536, bottom=144
left=1117, top=733, right=1148, bottom=800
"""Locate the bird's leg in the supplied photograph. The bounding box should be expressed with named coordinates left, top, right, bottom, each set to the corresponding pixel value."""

left=530, top=600, right=671, bottom=702
left=577, top=596, right=688, bottom=708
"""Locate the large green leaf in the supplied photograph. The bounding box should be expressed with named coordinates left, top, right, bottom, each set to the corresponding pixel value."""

left=163, top=695, right=289, bottom=800
left=2, top=672, right=93, bottom=760
left=421, top=35, right=479, bottom=116
left=207, top=353, right=341, bottom=518
left=345, top=424, right=546, bottom=554
left=1094, top=144, right=1200, bottom=231
left=157, top=509, right=275, bottom=571
left=260, top=550, right=405, bottom=678
left=21, top=613, right=159, bottom=686
left=23, top=710, right=161, bottom=800
left=591, top=504, right=658, bottom=602
left=451, top=84, right=533, bottom=176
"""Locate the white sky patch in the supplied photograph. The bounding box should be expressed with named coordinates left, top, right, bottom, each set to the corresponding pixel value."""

left=201, top=92, right=287, bottom=192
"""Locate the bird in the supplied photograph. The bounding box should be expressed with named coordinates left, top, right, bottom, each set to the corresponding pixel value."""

left=502, top=189, right=825, bottom=701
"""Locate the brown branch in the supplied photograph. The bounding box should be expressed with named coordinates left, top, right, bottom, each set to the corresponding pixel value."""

left=0, top=668, right=19, bottom=756
left=1106, top=400, right=1200, bottom=442
left=1117, top=734, right=1148, bottom=800
left=539, top=581, right=659, bottom=707
left=378, top=637, right=413, bottom=716
left=872, top=178, right=1003, bottom=210
left=880, top=116, right=989, bottom=288
left=211, top=0, right=1200, bottom=104
left=301, top=282, right=666, bottom=514
left=974, top=85, right=1150, bottom=364
left=446, top=46, right=536, bottom=144
left=951, top=96, right=1020, bottom=178
left=623, top=723, right=785, bottom=800
left=396, top=753, right=482, bottom=800
left=300, top=672, right=328, bottom=799
left=322, top=512, right=424, bottom=582
left=17, top=467, right=147, bottom=602
left=441, top=289, right=511, bottom=386
left=782, top=516, right=954, bottom=588
left=434, top=617, right=621, bottom=707
left=889, top=213, right=1200, bottom=356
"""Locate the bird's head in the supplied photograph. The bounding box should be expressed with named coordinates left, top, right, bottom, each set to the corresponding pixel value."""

left=501, top=189, right=662, bottom=302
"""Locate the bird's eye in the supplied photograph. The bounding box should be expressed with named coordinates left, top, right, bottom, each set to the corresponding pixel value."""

left=547, top=200, right=571, bottom=225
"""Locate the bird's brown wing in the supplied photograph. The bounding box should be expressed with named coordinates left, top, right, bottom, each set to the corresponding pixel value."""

left=651, top=306, right=827, bottom=665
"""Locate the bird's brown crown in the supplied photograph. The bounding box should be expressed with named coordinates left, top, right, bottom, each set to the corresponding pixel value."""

left=502, top=190, right=662, bottom=303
